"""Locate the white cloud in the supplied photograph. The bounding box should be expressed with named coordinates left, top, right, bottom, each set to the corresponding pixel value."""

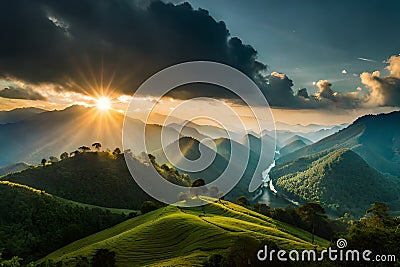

left=360, top=55, right=400, bottom=107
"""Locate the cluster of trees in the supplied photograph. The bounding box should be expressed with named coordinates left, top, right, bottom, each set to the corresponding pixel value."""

left=0, top=182, right=127, bottom=264
left=234, top=196, right=347, bottom=242
left=343, top=202, right=400, bottom=263
left=6, top=152, right=156, bottom=210
left=40, top=142, right=122, bottom=166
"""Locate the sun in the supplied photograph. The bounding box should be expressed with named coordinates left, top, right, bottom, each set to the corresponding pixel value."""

left=96, top=97, right=112, bottom=111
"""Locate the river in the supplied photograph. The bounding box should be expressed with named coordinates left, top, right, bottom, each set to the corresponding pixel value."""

left=256, top=160, right=299, bottom=208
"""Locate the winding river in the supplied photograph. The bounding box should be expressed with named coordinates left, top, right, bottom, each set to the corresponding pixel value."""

left=256, top=160, right=298, bottom=208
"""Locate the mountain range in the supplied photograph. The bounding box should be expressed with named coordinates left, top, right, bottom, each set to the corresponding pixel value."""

left=276, top=111, right=400, bottom=176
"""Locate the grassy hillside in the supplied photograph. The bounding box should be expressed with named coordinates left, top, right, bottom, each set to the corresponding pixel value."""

left=39, top=198, right=330, bottom=267
left=272, top=149, right=400, bottom=217
left=0, top=181, right=127, bottom=262
left=2, top=152, right=189, bottom=209
left=277, top=111, right=400, bottom=176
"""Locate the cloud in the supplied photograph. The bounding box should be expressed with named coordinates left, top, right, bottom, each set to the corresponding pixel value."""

left=315, top=80, right=335, bottom=100
left=0, top=0, right=267, bottom=102
left=360, top=56, right=400, bottom=107
left=0, top=0, right=397, bottom=110
left=295, top=88, right=309, bottom=99
left=357, top=57, right=376, bottom=62
left=312, top=80, right=362, bottom=108
left=386, top=55, right=400, bottom=78
left=0, top=86, right=47, bottom=100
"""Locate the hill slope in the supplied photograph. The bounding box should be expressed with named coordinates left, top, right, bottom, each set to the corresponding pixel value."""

left=272, top=149, right=400, bottom=217
left=0, top=181, right=127, bottom=262
left=277, top=111, right=400, bottom=176
left=40, top=199, right=329, bottom=266
left=2, top=152, right=189, bottom=209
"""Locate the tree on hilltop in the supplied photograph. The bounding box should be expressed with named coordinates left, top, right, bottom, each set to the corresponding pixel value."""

left=92, top=142, right=102, bottom=151
left=78, top=146, right=91, bottom=153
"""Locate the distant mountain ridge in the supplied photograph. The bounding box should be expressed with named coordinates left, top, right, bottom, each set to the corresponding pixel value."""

left=277, top=111, right=400, bottom=176
left=0, top=107, right=46, bottom=124
left=0, top=162, right=30, bottom=176
left=279, top=139, right=308, bottom=157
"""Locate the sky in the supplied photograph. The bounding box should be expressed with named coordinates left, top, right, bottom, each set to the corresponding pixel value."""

left=185, top=0, right=400, bottom=90
left=0, top=0, right=399, bottom=125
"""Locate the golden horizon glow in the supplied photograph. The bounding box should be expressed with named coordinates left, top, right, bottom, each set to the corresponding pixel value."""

left=96, top=97, right=112, bottom=111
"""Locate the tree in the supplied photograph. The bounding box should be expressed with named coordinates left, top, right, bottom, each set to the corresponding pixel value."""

left=78, top=146, right=91, bottom=152
left=190, top=178, right=207, bottom=198
left=297, top=202, right=326, bottom=243
left=236, top=196, right=250, bottom=207
left=49, top=156, right=59, bottom=163
left=60, top=152, right=69, bottom=160
left=70, top=150, right=80, bottom=157
left=366, top=202, right=391, bottom=228
left=92, top=142, right=102, bottom=151
left=253, top=203, right=271, bottom=216
left=140, top=201, right=158, bottom=214
left=113, top=147, right=121, bottom=155
left=41, top=158, right=47, bottom=166
left=92, top=249, right=116, bottom=267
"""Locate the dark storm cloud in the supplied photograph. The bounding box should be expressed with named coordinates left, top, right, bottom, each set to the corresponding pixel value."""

left=0, top=0, right=267, bottom=100
left=0, top=86, right=47, bottom=101
left=0, top=0, right=388, bottom=109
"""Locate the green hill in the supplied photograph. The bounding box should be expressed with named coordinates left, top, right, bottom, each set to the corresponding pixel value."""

left=0, top=181, right=127, bottom=263
left=39, top=198, right=330, bottom=267
left=272, top=149, right=400, bottom=217
left=277, top=111, right=400, bottom=176
left=1, top=152, right=189, bottom=210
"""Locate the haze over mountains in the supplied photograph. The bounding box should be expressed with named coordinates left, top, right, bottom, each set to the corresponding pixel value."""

left=0, top=107, right=45, bottom=124
left=0, top=105, right=343, bottom=168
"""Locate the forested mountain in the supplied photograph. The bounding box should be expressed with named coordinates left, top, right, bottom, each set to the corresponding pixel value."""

left=271, top=149, right=400, bottom=217
left=2, top=152, right=189, bottom=209
left=0, top=181, right=127, bottom=263
left=277, top=111, right=400, bottom=176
